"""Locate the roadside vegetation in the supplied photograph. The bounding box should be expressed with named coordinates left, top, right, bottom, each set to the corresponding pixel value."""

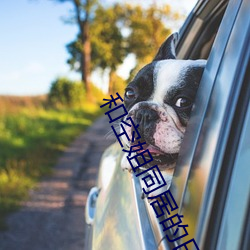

left=0, top=0, right=180, bottom=231
left=0, top=81, right=106, bottom=230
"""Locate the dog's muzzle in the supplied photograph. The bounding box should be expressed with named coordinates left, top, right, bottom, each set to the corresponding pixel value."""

left=133, top=108, right=159, bottom=138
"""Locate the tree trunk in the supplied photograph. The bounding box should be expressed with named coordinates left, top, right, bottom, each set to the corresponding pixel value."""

left=81, top=21, right=92, bottom=98
left=108, top=70, right=115, bottom=94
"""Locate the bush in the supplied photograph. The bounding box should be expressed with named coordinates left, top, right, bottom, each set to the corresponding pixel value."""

left=48, top=77, right=85, bottom=108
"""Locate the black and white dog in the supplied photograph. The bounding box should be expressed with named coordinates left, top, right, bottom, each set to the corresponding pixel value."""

left=121, top=33, right=206, bottom=195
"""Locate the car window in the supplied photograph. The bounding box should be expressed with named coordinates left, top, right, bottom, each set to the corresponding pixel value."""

left=139, top=0, right=232, bottom=248
left=171, top=0, right=250, bottom=248
left=216, top=87, right=250, bottom=250
left=177, top=0, right=229, bottom=60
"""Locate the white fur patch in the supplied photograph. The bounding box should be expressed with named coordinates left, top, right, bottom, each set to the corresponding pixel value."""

left=154, top=121, right=183, bottom=154
left=152, top=59, right=206, bottom=104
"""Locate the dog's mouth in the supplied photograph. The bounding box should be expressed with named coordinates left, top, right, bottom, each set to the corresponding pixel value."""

left=133, top=143, right=179, bottom=166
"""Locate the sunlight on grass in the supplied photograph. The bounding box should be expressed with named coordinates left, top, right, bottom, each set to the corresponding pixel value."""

left=0, top=96, right=103, bottom=230
left=0, top=166, right=35, bottom=230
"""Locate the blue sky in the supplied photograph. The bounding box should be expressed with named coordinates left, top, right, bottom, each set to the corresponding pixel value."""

left=0, top=0, right=197, bottom=96
left=0, top=0, right=78, bottom=95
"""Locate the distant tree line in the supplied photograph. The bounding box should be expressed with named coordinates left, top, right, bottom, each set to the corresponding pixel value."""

left=51, top=0, right=176, bottom=97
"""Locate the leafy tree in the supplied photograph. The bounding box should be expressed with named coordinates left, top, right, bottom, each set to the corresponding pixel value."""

left=90, top=4, right=127, bottom=93
left=124, top=4, right=172, bottom=67
left=67, top=4, right=126, bottom=94
left=65, top=3, right=174, bottom=93
left=53, top=0, right=98, bottom=97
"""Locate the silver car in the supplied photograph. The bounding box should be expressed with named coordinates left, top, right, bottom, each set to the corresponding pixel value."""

left=85, top=0, right=250, bottom=249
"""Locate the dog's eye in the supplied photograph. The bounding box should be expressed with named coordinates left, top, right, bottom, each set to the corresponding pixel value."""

left=125, top=89, right=136, bottom=100
left=175, top=97, right=192, bottom=108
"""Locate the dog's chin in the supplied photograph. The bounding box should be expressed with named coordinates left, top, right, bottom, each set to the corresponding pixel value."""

left=134, top=143, right=179, bottom=170
left=147, top=152, right=178, bottom=167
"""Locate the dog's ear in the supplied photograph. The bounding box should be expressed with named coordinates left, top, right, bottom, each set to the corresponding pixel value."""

left=153, top=32, right=179, bottom=61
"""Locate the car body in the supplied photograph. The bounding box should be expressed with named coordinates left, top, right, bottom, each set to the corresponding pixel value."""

left=85, top=0, right=250, bottom=249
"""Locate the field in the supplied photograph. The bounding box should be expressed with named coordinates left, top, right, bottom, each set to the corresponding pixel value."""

left=0, top=95, right=103, bottom=229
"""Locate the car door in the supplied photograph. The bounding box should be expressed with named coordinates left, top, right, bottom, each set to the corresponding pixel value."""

left=171, top=0, right=250, bottom=249
left=89, top=142, right=158, bottom=250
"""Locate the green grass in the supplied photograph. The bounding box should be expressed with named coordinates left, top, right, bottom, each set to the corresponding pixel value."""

left=0, top=97, right=103, bottom=230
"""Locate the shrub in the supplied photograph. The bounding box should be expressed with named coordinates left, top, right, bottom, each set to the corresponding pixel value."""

left=48, top=77, right=85, bottom=108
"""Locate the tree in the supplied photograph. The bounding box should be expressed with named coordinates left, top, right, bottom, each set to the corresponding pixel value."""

left=67, top=4, right=127, bottom=94
left=65, top=3, right=175, bottom=93
left=90, top=4, right=127, bottom=93
left=54, top=0, right=98, bottom=97
left=124, top=4, right=172, bottom=73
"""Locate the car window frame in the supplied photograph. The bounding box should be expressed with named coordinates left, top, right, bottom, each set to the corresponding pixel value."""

left=139, top=0, right=233, bottom=248
left=172, top=0, right=243, bottom=211
left=215, top=63, right=250, bottom=250
left=171, top=0, right=250, bottom=249
left=177, top=0, right=229, bottom=60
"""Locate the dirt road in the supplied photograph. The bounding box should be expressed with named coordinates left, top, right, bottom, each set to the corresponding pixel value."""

left=0, top=115, right=115, bottom=250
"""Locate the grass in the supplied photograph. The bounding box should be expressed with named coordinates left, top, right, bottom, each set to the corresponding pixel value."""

left=0, top=95, right=104, bottom=230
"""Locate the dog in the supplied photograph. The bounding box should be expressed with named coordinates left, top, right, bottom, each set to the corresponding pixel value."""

left=120, top=33, right=206, bottom=197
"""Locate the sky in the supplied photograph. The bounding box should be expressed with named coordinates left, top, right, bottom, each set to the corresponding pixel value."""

left=0, top=0, right=197, bottom=96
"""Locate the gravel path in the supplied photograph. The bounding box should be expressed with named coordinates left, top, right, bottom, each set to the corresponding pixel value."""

left=0, top=115, right=115, bottom=250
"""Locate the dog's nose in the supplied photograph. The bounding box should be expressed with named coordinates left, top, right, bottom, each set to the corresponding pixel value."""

left=134, top=109, right=159, bottom=128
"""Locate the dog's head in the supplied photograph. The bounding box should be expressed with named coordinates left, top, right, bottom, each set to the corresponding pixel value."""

left=122, top=33, right=206, bottom=170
